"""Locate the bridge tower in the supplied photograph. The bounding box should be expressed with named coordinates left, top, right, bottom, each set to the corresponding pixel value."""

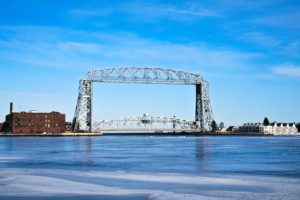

left=71, top=67, right=213, bottom=132
left=195, top=84, right=203, bottom=130
left=195, top=83, right=213, bottom=131
left=71, top=79, right=93, bottom=132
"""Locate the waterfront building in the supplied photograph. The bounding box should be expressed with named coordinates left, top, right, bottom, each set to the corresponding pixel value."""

left=239, top=122, right=297, bottom=135
left=238, top=123, right=262, bottom=133
left=261, top=123, right=297, bottom=135
left=3, top=103, right=66, bottom=134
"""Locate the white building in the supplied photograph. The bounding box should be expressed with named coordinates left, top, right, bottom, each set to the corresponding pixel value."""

left=239, top=122, right=298, bottom=135
left=261, top=123, right=298, bottom=135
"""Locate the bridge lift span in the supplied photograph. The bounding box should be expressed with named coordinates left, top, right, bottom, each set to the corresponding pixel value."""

left=71, top=67, right=214, bottom=132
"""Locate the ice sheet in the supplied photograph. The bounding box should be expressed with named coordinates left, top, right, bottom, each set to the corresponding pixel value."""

left=0, top=168, right=299, bottom=200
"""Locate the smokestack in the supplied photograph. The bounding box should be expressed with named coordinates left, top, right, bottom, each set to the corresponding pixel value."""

left=10, top=102, right=13, bottom=114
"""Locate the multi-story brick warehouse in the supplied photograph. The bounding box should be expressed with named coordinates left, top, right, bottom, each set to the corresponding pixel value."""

left=4, top=103, right=66, bottom=134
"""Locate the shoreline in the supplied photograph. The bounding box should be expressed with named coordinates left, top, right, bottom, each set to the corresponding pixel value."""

left=0, top=132, right=298, bottom=137
left=0, top=132, right=103, bottom=137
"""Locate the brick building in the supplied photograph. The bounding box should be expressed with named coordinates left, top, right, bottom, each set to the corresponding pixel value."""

left=4, top=103, right=66, bottom=134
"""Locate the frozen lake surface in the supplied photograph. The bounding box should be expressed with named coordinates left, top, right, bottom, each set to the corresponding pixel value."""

left=0, top=135, right=300, bottom=199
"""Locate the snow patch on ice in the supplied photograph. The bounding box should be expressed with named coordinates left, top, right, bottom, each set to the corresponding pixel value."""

left=0, top=168, right=299, bottom=200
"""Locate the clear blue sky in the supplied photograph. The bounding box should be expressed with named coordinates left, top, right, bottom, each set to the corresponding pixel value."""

left=0, top=0, right=299, bottom=126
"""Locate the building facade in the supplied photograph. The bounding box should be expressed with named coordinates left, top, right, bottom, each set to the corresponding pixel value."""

left=239, top=122, right=298, bottom=135
left=238, top=123, right=261, bottom=133
left=260, top=123, right=297, bottom=135
left=5, top=112, right=66, bottom=134
left=4, top=103, right=66, bottom=134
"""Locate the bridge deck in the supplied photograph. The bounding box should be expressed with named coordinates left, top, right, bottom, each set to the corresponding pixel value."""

left=97, top=129, right=202, bottom=133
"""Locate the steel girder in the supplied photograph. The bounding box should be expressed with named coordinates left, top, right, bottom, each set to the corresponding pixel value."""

left=87, top=67, right=204, bottom=85
left=72, top=67, right=213, bottom=132
left=92, top=115, right=200, bottom=132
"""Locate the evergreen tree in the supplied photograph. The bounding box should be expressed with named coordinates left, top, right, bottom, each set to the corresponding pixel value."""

left=211, top=120, right=218, bottom=132
left=263, top=117, right=270, bottom=126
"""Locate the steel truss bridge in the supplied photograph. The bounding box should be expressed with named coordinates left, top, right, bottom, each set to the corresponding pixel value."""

left=72, top=67, right=214, bottom=132
left=93, top=114, right=200, bottom=132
